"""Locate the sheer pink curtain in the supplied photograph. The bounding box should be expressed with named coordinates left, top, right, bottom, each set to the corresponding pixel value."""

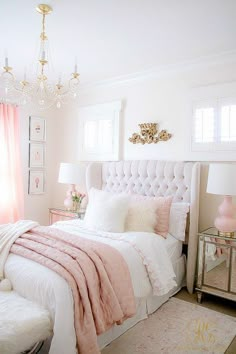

left=0, top=104, right=24, bottom=223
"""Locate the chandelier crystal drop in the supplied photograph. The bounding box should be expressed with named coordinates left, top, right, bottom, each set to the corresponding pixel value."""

left=0, top=4, right=80, bottom=110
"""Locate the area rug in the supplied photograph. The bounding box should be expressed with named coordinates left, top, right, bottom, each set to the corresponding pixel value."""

left=102, top=297, right=236, bottom=354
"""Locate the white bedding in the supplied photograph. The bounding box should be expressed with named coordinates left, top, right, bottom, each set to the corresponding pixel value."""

left=4, top=220, right=179, bottom=354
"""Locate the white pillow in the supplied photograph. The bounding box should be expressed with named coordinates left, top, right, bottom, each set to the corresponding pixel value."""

left=84, top=188, right=129, bottom=233
left=125, top=199, right=159, bottom=232
left=169, top=203, right=190, bottom=241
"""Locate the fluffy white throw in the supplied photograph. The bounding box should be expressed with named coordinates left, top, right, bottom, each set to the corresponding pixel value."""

left=0, top=220, right=38, bottom=288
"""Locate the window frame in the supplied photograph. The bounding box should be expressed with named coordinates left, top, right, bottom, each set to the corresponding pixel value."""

left=191, top=97, right=236, bottom=152
left=78, top=101, right=122, bottom=161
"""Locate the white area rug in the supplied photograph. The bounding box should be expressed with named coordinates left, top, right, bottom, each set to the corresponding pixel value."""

left=102, top=297, right=236, bottom=354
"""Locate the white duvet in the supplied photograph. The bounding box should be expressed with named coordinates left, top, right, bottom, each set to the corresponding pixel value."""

left=4, top=219, right=177, bottom=354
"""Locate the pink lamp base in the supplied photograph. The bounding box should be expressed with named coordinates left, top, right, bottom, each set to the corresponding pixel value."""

left=63, top=184, right=76, bottom=210
left=214, top=196, right=236, bottom=236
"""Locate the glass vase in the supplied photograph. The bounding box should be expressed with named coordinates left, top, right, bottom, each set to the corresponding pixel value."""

left=72, top=201, right=80, bottom=212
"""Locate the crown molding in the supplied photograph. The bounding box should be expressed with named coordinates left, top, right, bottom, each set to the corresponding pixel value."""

left=80, top=50, right=236, bottom=92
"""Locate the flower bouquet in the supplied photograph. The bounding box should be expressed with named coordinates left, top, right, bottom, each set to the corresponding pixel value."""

left=71, top=190, right=86, bottom=211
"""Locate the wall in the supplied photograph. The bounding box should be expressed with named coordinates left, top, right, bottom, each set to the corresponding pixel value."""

left=51, top=58, right=236, bottom=231
left=19, top=105, right=58, bottom=225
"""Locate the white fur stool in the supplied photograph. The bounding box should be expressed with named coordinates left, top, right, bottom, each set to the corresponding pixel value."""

left=0, top=291, right=52, bottom=354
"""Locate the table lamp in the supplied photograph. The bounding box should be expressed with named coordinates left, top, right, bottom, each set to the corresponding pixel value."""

left=207, top=163, right=236, bottom=237
left=58, top=163, right=82, bottom=209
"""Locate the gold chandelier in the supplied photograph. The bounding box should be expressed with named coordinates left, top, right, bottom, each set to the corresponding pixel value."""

left=0, top=4, right=80, bottom=110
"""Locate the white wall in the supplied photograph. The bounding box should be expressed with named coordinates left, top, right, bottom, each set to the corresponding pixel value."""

left=48, top=59, right=236, bottom=230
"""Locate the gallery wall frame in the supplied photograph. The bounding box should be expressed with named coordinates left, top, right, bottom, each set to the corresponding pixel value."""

left=28, top=116, right=46, bottom=195
left=29, top=116, right=46, bottom=142
left=28, top=170, right=45, bottom=195
left=29, top=142, right=45, bottom=168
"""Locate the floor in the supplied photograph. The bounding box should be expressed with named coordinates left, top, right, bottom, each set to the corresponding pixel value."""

left=40, top=287, right=236, bottom=354
left=175, top=288, right=236, bottom=354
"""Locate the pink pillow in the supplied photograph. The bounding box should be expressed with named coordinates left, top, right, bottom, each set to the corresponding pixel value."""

left=153, top=196, right=173, bottom=237
left=129, top=194, right=173, bottom=238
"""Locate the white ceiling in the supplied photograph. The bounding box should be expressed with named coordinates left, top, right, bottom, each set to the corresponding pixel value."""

left=1, top=0, right=236, bottom=84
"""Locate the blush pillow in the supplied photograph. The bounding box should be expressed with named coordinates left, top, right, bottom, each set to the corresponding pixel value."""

left=128, top=194, right=173, bottom=238
left=125, top=199, right=160, bottom=232
left=84, top=188, right=129, bottom=233
left=169, top=203, right=190, bottom=241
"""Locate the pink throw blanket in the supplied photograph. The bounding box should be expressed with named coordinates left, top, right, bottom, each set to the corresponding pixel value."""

left=10, top=226, right=136, bottom=354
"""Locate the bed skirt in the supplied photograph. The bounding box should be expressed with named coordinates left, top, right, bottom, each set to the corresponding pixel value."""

left=98, top=254, right=186, bottom=350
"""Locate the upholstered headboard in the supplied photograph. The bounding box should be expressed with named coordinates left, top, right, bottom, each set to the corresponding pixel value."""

left=86, top=160, right=200, bottom=294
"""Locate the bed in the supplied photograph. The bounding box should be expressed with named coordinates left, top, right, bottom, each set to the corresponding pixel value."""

left=4, top=160, right=200, bottom=354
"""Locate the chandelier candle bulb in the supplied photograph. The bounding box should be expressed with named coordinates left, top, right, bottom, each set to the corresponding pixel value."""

left=41, top=50, right=46, bottom=61
left=5, top=57, right=8, bottom=67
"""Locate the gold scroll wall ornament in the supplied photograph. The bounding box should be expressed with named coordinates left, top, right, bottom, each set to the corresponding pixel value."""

left=129, top=123, right=172, bottom=145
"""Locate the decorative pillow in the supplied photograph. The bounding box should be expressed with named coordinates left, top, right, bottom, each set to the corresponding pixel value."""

left=128, top=194, right=173, bottom=237
left=84, top=188, right=129, bottom=233
left=169, top=203, right=190, bottom=241
left=125, top=199, right=160, bottom=232
left=153, top=196, right=173, bottom=237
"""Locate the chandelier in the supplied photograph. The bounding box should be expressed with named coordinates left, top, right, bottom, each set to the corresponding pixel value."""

left=0, top=4, right=80, bottom=110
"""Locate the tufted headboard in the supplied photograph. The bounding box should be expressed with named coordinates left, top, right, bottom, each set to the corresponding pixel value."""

left=86, top=160, right=200, bottom=294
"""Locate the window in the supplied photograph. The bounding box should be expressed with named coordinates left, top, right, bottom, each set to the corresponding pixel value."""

left=83, top=119, right=113, bottom=153
left=220, top=104, right=236, bottom=142
left=192, top=98, right=236, bottom=151
left=194, top=107, right=215, bottom=143
left=78, top=101, right=121, bottom=161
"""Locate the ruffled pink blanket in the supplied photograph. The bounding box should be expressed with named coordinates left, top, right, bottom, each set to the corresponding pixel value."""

left=10, top=226, right=136, bottom=354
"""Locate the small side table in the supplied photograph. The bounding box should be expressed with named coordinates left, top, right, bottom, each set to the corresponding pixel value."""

left=196, top=227, right=236, bottom=303
left=49, top=207, right=85, bottom=225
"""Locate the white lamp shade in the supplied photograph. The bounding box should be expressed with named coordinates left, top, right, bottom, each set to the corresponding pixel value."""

left=207, top=163, right=236, bottom=196
left=58, top=163, right=83, bottom=185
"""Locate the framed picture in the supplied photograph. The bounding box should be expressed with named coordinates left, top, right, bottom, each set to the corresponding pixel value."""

left=29, top=143, right=45, bottom=168
left=29, top=116, right=46, bottom=142
left=28, top=170, right=45, bottom=195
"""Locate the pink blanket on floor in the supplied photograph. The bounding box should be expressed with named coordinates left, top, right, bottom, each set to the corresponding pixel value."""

left=10, top=226, right=136, bottom=354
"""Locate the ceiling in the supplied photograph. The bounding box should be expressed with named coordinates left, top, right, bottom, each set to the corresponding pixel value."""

left=1, top=0, right=236, bottom=84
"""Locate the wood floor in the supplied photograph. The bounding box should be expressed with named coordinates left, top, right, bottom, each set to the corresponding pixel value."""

left=175, top=288, right=236, bottom=354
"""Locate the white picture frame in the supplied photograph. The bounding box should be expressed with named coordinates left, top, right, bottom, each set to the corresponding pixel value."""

left=28, top=170, right=45, bottom=195
left=78, top=101, right=122, bottom=161
left=29, top=116, right=46, bottom=142
left=29, top=143, right=45, bottom=168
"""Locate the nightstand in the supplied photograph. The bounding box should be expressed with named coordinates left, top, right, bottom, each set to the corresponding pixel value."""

left=196, top=227, right=236, bottom=303
left=49, top=207, right=85, bottom=225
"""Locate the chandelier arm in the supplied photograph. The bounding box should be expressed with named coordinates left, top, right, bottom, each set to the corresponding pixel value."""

left=56, top=87, right=69, bottom=96
left=2, top=69, right=14, bottom=79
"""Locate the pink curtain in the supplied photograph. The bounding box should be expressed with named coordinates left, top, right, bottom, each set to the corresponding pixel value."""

left=0, top=104, right=24, bottom=223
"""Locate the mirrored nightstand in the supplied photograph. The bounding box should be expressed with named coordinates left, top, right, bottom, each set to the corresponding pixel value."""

left=196, top=227, right=236, bottom=303
left=49, top=207, right=85, bottom=225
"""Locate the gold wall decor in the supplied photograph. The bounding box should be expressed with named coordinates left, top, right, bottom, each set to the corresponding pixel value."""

left=129, top=123, right=172, bottom=145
